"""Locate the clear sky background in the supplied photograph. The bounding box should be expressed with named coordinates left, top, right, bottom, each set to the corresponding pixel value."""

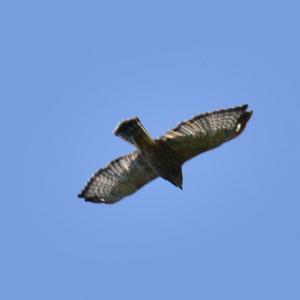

left=1, top=0, right=299, bottom=299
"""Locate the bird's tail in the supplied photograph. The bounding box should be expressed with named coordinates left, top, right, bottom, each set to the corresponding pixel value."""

left=114, top=117, right=153, bottom=147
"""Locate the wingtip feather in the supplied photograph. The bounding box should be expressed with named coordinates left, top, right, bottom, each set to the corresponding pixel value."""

left=236, top=107, right=253, bottom=133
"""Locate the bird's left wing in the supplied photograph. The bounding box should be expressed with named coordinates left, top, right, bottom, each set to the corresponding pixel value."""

left=78, top=151, right=157, bottom=204
left=159, top=105, right=252, bottom=163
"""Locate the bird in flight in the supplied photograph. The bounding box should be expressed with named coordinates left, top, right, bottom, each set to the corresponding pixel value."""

left=78, top=105, right=252, bottom=204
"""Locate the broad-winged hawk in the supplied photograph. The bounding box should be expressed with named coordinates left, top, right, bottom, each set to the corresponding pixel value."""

left=78, top=105, right=252, bottom=204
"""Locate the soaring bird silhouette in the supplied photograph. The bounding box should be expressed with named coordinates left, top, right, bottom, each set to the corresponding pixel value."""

left=78, top=105, right=252, bottom=204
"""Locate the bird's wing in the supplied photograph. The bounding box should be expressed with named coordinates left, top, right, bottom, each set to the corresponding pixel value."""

left=78, top=151, right=157, bottom=204
left=159, top=105, right=252, bottom=163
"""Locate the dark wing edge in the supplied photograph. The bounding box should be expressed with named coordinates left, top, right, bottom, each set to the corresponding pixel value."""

left=78, top=151, right=157, bottom=204
left=159, top=104, right=253, bottom=163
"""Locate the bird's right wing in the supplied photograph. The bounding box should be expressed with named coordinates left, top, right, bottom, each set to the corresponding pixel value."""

left=78, top=151, right=157, bottom=204
left=159, top=105, right=252, bottom=163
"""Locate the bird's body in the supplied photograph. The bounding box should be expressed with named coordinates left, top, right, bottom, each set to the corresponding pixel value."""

left=78, top=105, right=253, bottom=204
left=114, top=117, right=183, bottom=188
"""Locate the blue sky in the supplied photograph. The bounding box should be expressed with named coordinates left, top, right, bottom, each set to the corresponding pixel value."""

left=1, top=0, right=299, bottom=299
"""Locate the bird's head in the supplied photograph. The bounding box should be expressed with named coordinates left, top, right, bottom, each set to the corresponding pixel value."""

left=163, top=165, right=183, bottom=190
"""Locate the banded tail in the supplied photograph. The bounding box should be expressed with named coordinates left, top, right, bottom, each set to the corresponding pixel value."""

left=114, top=117, right=153, bottom=147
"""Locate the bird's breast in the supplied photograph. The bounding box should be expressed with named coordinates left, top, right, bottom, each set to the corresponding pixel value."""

left=140, top=141, right=180, bottom=174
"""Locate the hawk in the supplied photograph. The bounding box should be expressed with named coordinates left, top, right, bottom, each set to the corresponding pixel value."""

left=78, top=105, right=252, bottom=204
